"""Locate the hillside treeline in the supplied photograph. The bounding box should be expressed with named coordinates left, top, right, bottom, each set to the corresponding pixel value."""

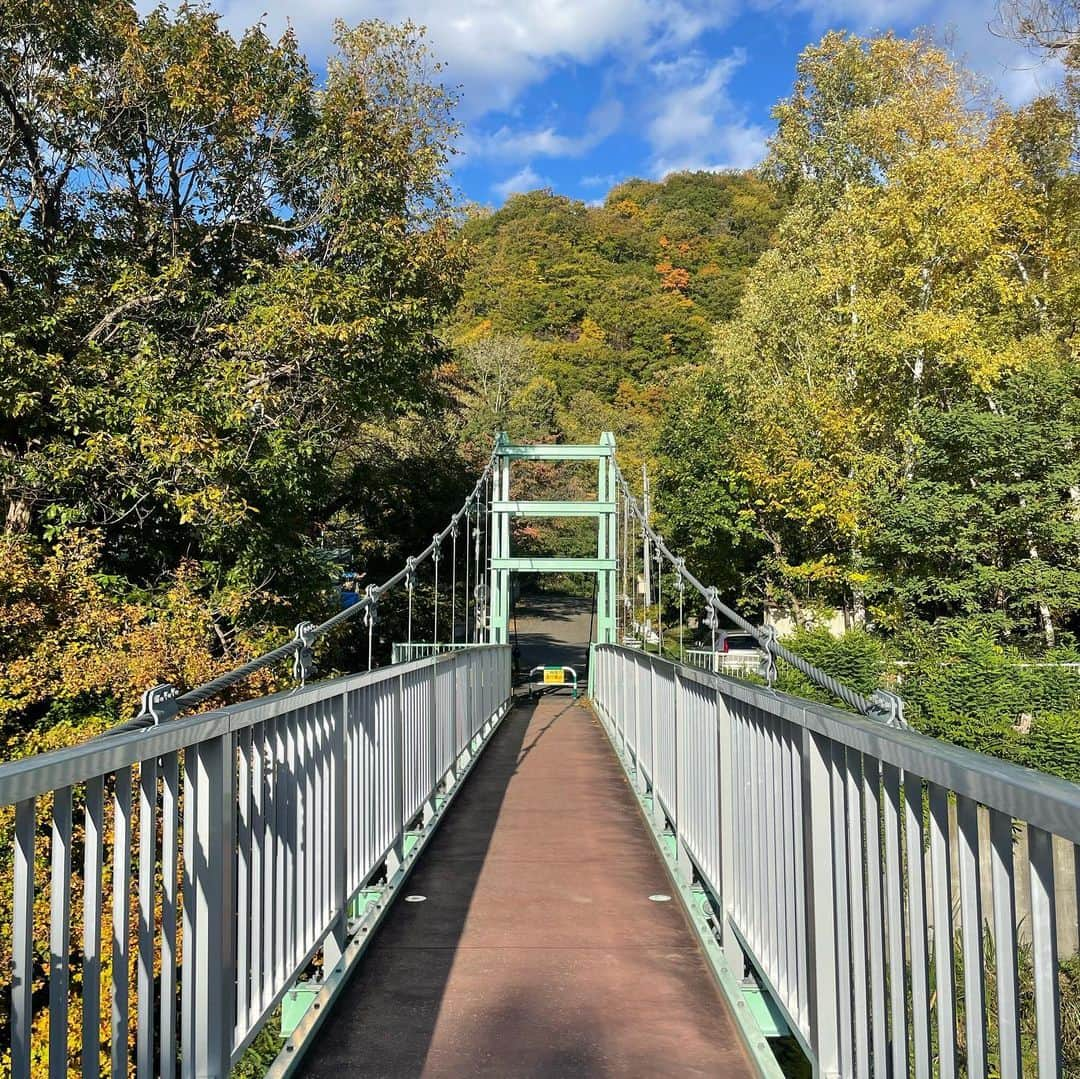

left=445, top=26, right=1080, bottom=777
left=660, top=32, right=1080, bottom=650
left=652, top=31, right=1080, bottom=776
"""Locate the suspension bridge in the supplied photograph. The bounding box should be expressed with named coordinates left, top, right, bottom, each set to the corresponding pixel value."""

left=1, top=433, right=1078, bottom=1078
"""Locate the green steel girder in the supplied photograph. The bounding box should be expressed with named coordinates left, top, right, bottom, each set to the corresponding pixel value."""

left=491, top=500, right=616, bottom=517
left=499, top=443, right=613, bottom=459
left=491, top=557, right=616, bottom=572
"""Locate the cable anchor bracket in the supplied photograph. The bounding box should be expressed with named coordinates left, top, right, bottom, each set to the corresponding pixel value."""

left=364, top=585, right=380, bottom=628
left=137, top=683, right=178, bottom=726
left=703, top=588, right=720, bottom=632
left=673, top=558, right=686, bottom=592
left=292, top=621, right=317, bottom=685
left=869, top=689, right=908, bottom=730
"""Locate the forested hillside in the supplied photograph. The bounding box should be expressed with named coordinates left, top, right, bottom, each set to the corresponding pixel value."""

left=443, top=29, right=1080, bottom=778
left=654, top=32, right=1080, bottom=776
left=4, top=6, right=1080, bottom=1075
left=659, top=34, right=1080, bottom=648
left=443, top=173, right=782, bottom=477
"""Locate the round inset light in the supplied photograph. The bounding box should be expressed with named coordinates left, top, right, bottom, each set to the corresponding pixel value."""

left=404, top=894, right=427, bottom=903
left=649, top=893, right=672, bottom=902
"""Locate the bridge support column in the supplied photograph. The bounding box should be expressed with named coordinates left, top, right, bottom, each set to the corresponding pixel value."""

left=486, top=432, right=619, bottom=679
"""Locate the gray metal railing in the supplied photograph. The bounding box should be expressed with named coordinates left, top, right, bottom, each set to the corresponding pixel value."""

left=684, top=648, right=762, bottom=676
left=0, top=645, right=511, bottom=1078
left=391, top=641, right=471, bottom=664
left=593, top=644, right=1080, bottom=1079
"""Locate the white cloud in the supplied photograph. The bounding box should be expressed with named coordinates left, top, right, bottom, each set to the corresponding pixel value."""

left=138, top=0, right=1063, bottom=196
left=492, top=164, right=547, bottom=199
left=654, top=122, right=771, bottom=174
left=773, top=0, right=1062, bottom=105
left=647, top=49, right=770, bottom=175
left=195, top=0, right=739, bottom=117
left=581, top=172, right=624, bottom=188
left=461, top=100, right=624, bottom=161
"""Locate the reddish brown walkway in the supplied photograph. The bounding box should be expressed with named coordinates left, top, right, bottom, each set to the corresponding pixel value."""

left=298, top=696, right=755, bottom=1078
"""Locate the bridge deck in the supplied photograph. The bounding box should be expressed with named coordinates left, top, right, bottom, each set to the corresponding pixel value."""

left=298, top=694, right=754, bottom=1078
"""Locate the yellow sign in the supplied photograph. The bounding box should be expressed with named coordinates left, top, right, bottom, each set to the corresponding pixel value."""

left=543, top=667, right=565, bottom=684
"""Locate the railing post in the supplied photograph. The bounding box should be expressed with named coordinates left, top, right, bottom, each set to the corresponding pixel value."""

left=674, top=668, right=692, bottom=884
left=649, top=660, right=664, bottom=831
left=802, top=727, right=840, bottom=1078
left=633, top=655, right=646, bottom=794
left=425, top=663, right=439, bottom=823
left=183, top=731, right=237, bottom=1079
left=716, top=690, right=743, bottom=975
left=387, top=675, right=406, bottom=877
left=324, top=694, right=347, bottom=972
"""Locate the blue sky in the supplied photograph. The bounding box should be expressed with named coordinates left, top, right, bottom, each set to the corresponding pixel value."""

left=183, top=0, right=1060, bottom=207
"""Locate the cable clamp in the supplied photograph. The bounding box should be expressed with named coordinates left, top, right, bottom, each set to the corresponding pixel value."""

left=292, top=622, right=317, bottom=685
left=138, top=683, right=178, bottom=725
left=757, top=624, right=778, bottom=688
left=673, top=558, right=686, bottom=592
left=364, top=585, right=379, bottom=628
left=703, top=588, right=720, bottom=631
left=450, top=519, right=459, bottom=541
left=431, top=534, right=442, bottom=563
left=869, top=689, right=908, bottom=729
left=405, top=556, right=417, bottom=593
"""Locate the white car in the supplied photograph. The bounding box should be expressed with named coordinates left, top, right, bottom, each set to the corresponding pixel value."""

left=714, top=631, right=763, bottom=673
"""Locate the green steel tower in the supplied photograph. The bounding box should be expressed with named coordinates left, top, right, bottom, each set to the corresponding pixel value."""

left=487, top=432, right=618, bottom=655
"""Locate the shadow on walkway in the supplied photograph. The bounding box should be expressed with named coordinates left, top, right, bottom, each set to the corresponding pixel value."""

left=297, top=697, right=754, bottom=1079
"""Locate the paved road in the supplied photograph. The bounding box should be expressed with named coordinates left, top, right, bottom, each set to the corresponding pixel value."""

left=298, top=695, right=754, bottom=1078
left=511, top=592, right=594, bottom=688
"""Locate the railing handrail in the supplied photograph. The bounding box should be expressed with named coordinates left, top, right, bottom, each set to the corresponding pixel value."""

left=3, top=644, right=514, bottom=1076
left=600, top=644, right=1080, bottom=844
left=0, top=645, right=507, bottom=806
left=593, top=642, right=1078, bottom=1077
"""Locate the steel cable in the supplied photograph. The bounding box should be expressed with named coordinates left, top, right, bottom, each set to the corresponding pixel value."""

left=106, top=449, right=500, bottom=733
left=611, top=460, right=888, bottom=720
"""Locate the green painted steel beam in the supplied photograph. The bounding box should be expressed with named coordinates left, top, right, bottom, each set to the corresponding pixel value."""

left=741, top=986, right=789, bottom=1038
left=491, top=500, right=616, bottom=517
left=499, top=444, right=613, bottom=460
left=490, top=557, right=616, bottom=572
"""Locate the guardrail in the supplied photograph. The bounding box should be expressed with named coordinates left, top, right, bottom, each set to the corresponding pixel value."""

left=592, top=644, right=1080, bottom=1079
left=526, top=665, right=580, bottom=700
left=0, top=645, right=511, bottom=1077
left=391, top=641, right=472, bottom=664
left=685, top=648, right=762, bottom=676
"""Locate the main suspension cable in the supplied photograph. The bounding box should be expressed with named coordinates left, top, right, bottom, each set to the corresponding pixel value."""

left=611, top=460, right=904, bottom=726
left=110, top=448, right=500, bottom=733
